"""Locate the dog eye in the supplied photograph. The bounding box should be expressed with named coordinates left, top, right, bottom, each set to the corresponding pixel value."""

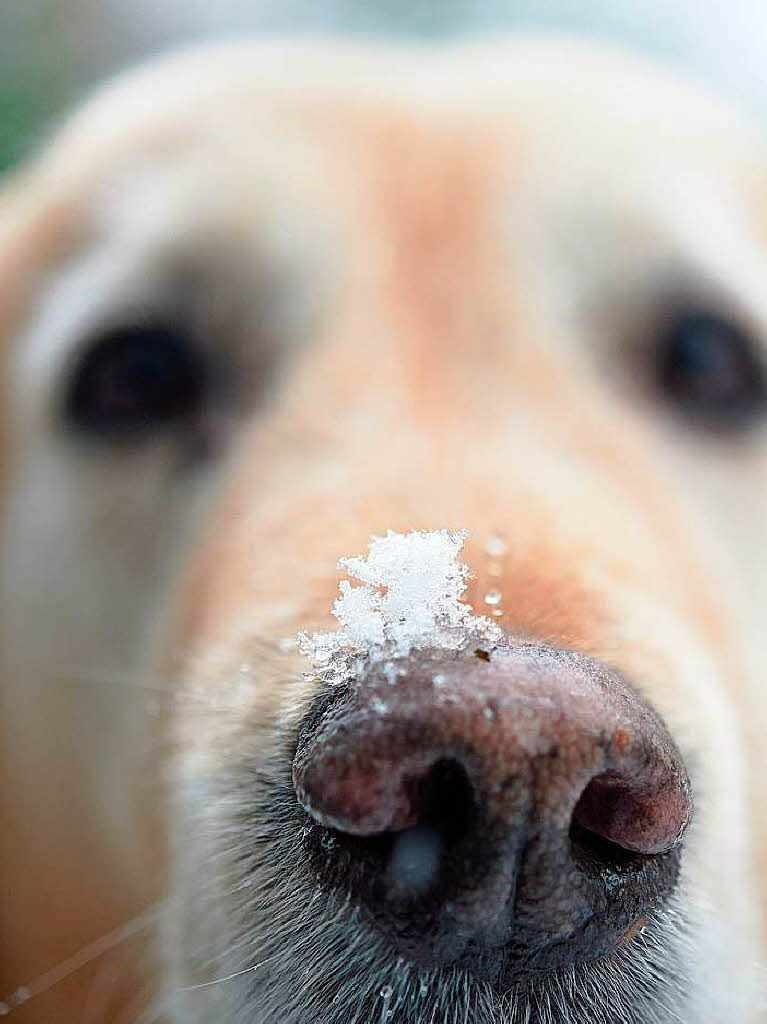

left=654, top=311, right=766, bottom=430
left=64, top=324, right=208, bottom=440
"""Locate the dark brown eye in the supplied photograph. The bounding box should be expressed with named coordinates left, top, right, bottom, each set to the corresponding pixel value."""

left=655, top=311, right=766, bottom=430
left=64, top=324, right=208, bottom=440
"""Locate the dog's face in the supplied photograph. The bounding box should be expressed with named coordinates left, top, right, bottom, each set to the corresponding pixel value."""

left=1, top=38, right=767, bottom=1024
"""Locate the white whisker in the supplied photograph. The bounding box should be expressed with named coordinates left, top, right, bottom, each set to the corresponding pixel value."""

left=0, top=903, right=164, bottom=1017
left=176, top=956, right=275, bottom=993
left=51, top=668, right=260, bottom=712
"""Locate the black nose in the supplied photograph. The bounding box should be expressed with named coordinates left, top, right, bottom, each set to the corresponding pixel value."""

left=293, top=642, right=691, bottom=979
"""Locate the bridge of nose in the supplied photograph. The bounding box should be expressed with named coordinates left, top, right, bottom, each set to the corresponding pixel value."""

left=320, top=107, right=580, bottom=420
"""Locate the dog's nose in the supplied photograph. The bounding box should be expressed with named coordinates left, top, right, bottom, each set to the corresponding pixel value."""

left=293, top=643, right=691, bottom=976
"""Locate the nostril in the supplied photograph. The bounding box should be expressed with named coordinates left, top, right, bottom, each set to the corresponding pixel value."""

left=384, top=759, right=476, bottom=894
left=307, top=757, right=477, bottom=875
left=568, top=819, right=646, bottom=875
left=294, top=702, right=479, bottom=838
left=304, top=759, right=477, bottom=904
left=571, top=769, right=688, bottom=856
left=408, top=758, right=476, bottom=842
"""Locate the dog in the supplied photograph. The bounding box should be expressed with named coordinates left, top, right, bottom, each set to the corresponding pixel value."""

left=1, top=36, right=766, bottom=1023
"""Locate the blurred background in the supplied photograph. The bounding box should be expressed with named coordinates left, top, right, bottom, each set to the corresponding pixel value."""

left=2, top=0, right=767, bottom=173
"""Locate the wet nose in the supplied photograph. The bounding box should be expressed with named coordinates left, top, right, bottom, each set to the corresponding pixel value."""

left=293, top=642, right=691, bottom=977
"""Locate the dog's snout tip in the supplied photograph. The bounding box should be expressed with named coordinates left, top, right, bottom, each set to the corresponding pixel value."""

left=293, top=642, right=690, bottom=976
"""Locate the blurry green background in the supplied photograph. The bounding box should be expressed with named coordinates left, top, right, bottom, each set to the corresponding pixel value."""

left=1, top=0, right=765, bottom=172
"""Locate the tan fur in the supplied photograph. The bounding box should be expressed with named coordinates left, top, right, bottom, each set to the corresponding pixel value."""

left=1, top=37, right=767, bottom=1022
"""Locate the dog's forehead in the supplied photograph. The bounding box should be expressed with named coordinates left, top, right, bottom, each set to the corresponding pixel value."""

left=22, top=38, right=763, bottom=352
left=41, top=38, right=764, bottom=201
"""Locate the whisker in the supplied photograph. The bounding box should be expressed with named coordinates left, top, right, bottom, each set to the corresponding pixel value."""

left=0, top=903, right=165, bottom=1017
left=175, top=955, right=275, bottom=993
left=49, top=634, right=302, bottom=712
left=51, top=668, right=258, bottom=712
